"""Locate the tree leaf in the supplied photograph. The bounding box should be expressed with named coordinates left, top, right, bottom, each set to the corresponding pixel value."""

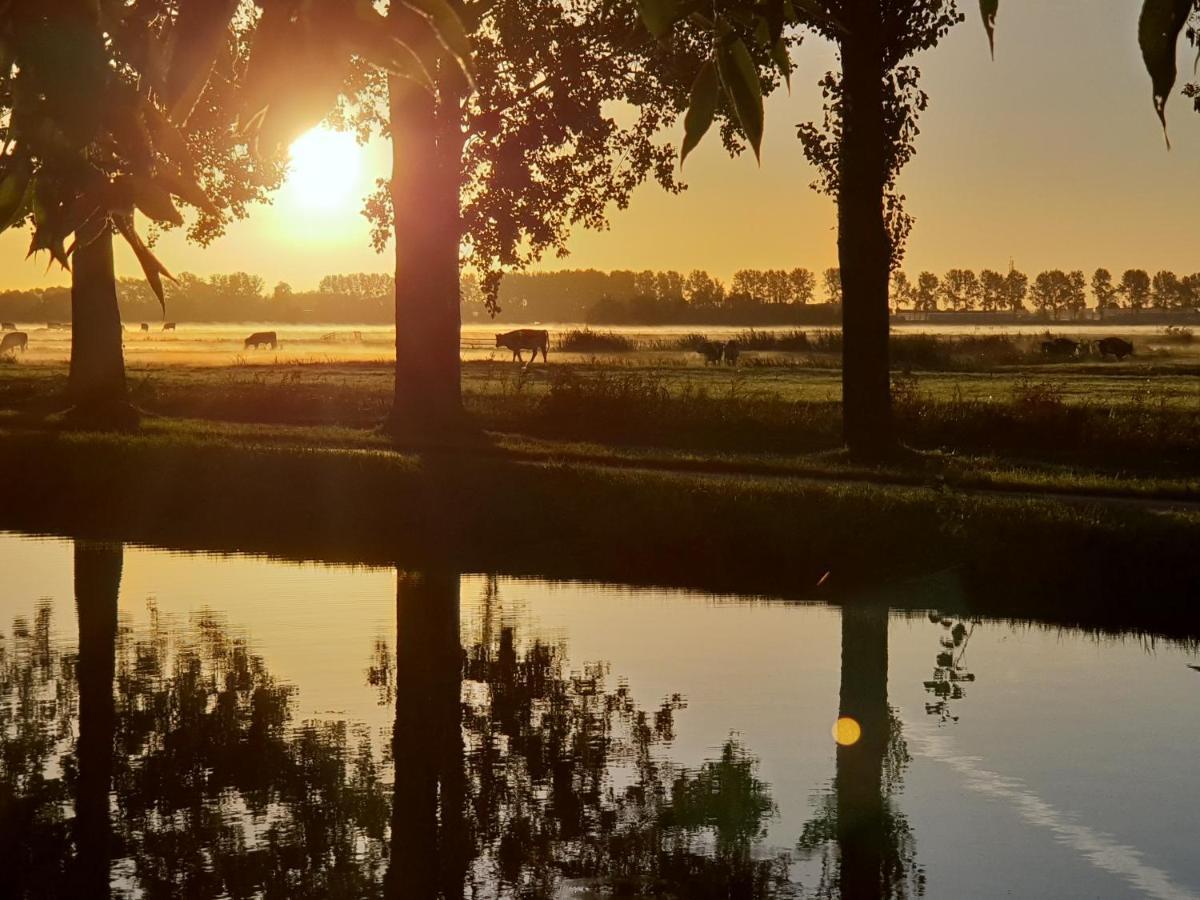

left=155, top=168, right=220, bottom=217
left=0, top=160, right=33, bottom=234
left=715, top=31, right=764, bottom=162
left=681, top=60, right=719, bottom=165
left=114, top=213, right=177, bottom=313
left=979, top=0, right=998, bottom=59
left=1138, top=0, right=1192, bottom=143
left=129, top=175, right=184, bottom=226
left=637, top=0, right=684, bottom=38
left=396, top=0, right=475, bottom=88
left=771, top=37, right=792, bottom=91
left=140, top=97, right=197, bottom=175
left=164, top=0, right=240, bottom=125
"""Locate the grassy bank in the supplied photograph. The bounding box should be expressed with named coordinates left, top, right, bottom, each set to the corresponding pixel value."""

left=1, top=417, right=1200, bottom=640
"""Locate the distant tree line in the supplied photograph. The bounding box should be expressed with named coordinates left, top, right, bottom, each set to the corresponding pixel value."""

left=3, top=265, right=1197, bottom=326
left=480, top=267, right=845, bottom=325
left=892, top=268, right=1200, bottom=319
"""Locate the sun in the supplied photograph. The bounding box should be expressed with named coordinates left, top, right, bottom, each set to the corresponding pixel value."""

left=285, top=128, right=362, bottom=210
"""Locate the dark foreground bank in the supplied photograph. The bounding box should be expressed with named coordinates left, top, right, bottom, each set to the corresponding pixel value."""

left=1, top=422, right=1198, bottom=640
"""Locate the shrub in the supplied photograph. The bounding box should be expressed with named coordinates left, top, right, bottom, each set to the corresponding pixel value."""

left=556, top=328, right=636, bottom=353
left=1160, top=326, right=1194, bottom=343
left=732, top=329, right=812, bottom=351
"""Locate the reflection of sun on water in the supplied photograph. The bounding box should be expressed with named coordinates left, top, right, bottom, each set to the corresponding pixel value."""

left=285, top=128, right=362, bottom=211
left=832, top=716, right=861, bottom=746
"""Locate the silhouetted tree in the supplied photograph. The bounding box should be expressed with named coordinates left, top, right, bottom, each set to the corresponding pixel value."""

left=914, top=272, right=940, bottom=312
left=890, top=271, right=915, bottom=311
left=1091, top=268, right=1119, bottom=318
left=1119, top=269, right=1152, bottom=313
left=939, top=269, right=980, bottom=312
left=978, top=269, right=1005, bottom=313
left=1002, top=266, right=1028, bottom=314
left=1151, top=270, right=1184, bottom=309
left=352, top=1, right=702, bottom=433
left=824, top=268, right=844, bottom=306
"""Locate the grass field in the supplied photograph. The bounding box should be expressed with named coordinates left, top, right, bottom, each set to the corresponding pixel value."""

left=5, top=346, right=1200, bottom=632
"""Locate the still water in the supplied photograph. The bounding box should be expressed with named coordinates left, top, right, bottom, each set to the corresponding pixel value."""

left=2, top=532, right=1198, bottom=898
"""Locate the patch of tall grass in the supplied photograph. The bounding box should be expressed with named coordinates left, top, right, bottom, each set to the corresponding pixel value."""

left=556, top=328, right=637, bottom=353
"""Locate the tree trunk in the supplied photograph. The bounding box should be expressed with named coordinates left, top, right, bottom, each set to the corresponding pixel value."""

left=836, top=603, right=889, bottom=900
left=386, top=569, right=466, bottom=898
left=838, top=4, right=894, bottom=459
left=73, top=540, right=121, bottom=898
left=68, top=221, right=136, bottom=427
left=385, top=73, right=465, bottom=436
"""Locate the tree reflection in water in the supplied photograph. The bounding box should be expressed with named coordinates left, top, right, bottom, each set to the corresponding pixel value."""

left=796, top=605, right=923, bottom=900
left=0, top=552, right=792, bottom=897
left=381, top=571, right=794, bottom=898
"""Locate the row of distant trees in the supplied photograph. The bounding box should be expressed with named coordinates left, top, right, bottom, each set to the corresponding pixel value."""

left=892, top=268, right=1200, bottom=317
left=1, top=266, right=1194, bottom=326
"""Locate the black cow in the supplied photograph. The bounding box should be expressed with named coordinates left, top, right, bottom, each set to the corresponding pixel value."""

left=695, top=340, right=723, bottom=365
left=244, top=330, right=278, bottom=350
left=1, top=322, right=15, bottom=331
left=723, top=340, right=740, bottom=366
left=0, top=332, right=28, bottom=354
left=1040, top=337, right=1079, bottom=358
left=1096, top=336, right=1133, bottom=360
left=162, top=322, right=176, bottom=331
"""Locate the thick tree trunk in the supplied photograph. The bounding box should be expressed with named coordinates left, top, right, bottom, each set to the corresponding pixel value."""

left=386, top=569, right=466, bottom=898
left=836, top=603, right=889, bottom=900
left=72, top=540, right=121, bottom=898
left=68, top=221, right=135, bottom=427
left=385, top=76, right=465, bottom=436
left=838, top=5, right=894, bottom=459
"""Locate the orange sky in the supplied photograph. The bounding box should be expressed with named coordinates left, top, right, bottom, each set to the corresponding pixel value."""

left=2, top=0, right=1198, bottom=293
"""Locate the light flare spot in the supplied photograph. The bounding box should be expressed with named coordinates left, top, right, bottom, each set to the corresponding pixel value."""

left=286, top=128, right=362, bottom=210
left=833, top=716, right=862, bottom=746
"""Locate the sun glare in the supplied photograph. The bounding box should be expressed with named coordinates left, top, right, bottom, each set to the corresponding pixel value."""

left=286, top=128, right=362, bottom=211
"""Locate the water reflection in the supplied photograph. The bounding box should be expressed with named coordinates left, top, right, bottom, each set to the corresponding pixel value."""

left=4, top=538, right=1196, bottom=898
left=797, top=605, right=922, bottom=900
left=0, top=545, right=795, bottom=898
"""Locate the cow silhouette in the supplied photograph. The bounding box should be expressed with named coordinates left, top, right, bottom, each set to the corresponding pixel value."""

left=0, top=332, right=28, bottom=354
left=244, top=330, right=278, bottom=350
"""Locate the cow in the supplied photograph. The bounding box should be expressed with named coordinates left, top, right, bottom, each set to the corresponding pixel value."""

left=0, top=331, right=28, bottom=354
left=139, top=322, right=149, bottom=332
left=1, top=322, right=14, bottom=331
left=162, top=321, right=176, bottom=331
left=496, top=329, right=549, bottom=364
left=695, top=340, right=723, bottom=365
left=47, top=322, right=68, bottom=330
left=244, top=330, right=278, bottom=350
left=723, top=340, right=740, bottom=366
left=1096, top=336, right=1134, bottom=360
left=1040, top=337, right=1079, bottom=358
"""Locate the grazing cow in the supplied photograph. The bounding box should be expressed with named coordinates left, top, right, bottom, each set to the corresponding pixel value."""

left=139, top=322, right=149, bottom=332
left=1040, top=337, right=1079, bottom=358
left=162, top=322, right=176, bottom=331
left=496, top=329, right=549, bottom=364
left=695, top=340, right=723, bottom=365
left=723, top=340, right=740, bottom=366
left=0, top=331, right=28, bottom=354
left=1, top=322, right=14, bottom=331
left=244, top=330, right=278, bottom=350
left=1096, top=336, right=1134, bottom=360
left=47, top=321, right=67, bottom=330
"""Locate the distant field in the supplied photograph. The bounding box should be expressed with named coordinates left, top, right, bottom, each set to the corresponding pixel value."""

left=4, top=320, right=1200, bottom=368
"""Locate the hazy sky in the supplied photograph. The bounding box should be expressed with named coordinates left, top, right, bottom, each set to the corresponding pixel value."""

left=2, top=0, right=1198, bottom=292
